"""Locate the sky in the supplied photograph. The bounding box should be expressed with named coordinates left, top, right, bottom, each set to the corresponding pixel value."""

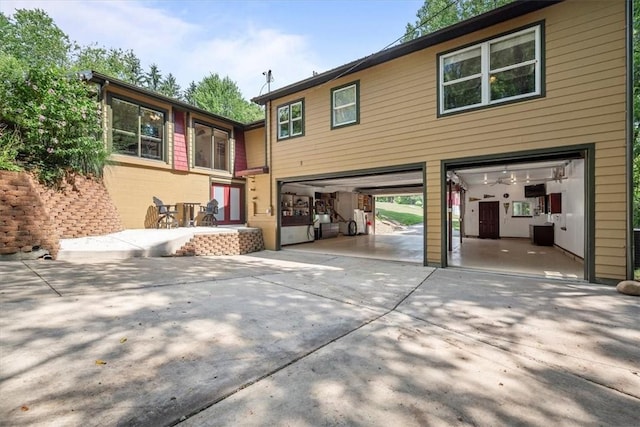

left=0, top=0, right=424, bottom=99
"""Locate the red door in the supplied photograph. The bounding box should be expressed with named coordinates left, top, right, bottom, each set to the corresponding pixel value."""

left=211, top=184, right=244, bottom=225
left=479, top=201, right=499, bottom=239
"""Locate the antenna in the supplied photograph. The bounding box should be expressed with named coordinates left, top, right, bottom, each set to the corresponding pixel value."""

left=262, top=69, right=274, bottom=93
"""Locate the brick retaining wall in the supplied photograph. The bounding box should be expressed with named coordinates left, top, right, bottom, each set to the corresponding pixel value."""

left=0, top=171, right=123, bottom=259
left=175, top=229, right=264, bottom=256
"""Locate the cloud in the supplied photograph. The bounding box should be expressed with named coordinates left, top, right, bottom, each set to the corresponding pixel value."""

left=1, top=0, right=324, bottom=99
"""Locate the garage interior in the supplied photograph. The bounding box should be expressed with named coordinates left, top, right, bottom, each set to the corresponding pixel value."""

left=279, top=154, right=586, bottom=280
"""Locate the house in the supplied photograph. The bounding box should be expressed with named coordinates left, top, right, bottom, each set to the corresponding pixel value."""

left=83, top=71, right=265, bottom=228
left=249, top=0, right=633, bottom=283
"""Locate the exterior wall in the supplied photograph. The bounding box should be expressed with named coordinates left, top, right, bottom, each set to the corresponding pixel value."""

left=103, top=163, right=211, bottom=229
left=245, top=127, right=266, bottom=168
left=102, top=87, right=245, bottom=229
left=262, top=0, right=627, bottom=280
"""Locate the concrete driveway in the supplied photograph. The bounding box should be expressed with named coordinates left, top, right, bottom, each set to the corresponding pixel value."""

left=1, top=252, right=638, bottom=426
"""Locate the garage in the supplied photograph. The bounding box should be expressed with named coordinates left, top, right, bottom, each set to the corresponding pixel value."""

left=277, top=165, right=426, bottom=264
left=277, top=147, right=590, bottom=281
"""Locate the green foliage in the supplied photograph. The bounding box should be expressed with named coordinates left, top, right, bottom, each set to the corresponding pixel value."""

left=158, top=73, right=182, bottom=99
left=0, top=125, right=23, bottom=172
left=191, top=73, right=264, bottom=122
left=0, top=54, right=107, bottom=185
left=144, top=63, right=163, bottom=91
left=394, top=195, right=423, bottom=205
left=72, top=45, right=144, bottom=85
left=403, top=0, right=513, bottom=41
left=633, top=0, right=640, bottom=229
left=0, top=9, right=71, bottom=68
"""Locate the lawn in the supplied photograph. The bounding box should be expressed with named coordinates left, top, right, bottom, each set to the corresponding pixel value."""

left=375, top=202, right=423, bottom=226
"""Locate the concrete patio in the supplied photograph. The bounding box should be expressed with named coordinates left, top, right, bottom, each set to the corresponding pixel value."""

left=1, top=251, right=638, bottom=426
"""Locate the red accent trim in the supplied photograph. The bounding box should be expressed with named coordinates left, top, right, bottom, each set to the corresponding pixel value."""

left=236, top=166, right=269, bottom=177
left=234, top=130, right=248, bottom=177
left=173, top=111, right=188, bottom=171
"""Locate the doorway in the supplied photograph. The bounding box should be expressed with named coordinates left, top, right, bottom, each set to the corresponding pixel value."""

left=479, top=201, right=499, bottom=239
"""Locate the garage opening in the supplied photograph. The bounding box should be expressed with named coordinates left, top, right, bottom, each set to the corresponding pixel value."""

left=445, top=150, right=589, bottom=280
left=278, top=166, right=425, bottom=264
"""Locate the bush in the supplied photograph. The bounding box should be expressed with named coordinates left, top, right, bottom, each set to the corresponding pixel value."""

left=0, top=54, right=107, bottom=185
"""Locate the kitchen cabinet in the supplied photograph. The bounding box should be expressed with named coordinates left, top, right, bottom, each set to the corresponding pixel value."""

left=530, top=224, right=554, bottom=246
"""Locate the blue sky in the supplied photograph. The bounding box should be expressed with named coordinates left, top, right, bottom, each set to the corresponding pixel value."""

left=1, top=0, right=423, bottom=98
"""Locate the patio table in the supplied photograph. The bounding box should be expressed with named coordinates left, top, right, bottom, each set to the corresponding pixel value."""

left=181, top=202, right=201, bottom=227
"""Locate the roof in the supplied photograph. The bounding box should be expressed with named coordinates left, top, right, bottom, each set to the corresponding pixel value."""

left=82, top=70, right=249, bottom=129
left=251, top=0, right=562, bottom=105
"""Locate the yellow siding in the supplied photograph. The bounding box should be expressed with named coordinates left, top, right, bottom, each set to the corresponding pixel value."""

left=104, top=164, right=212, bottom=228
left=245, top=127, right=266, bottom=168
left=259, top=0, right=628, bottom=280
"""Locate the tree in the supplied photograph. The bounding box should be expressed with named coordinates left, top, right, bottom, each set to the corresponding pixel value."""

left=633, top=0, right=639, bottom=228
left=143, top=63, right=163, bottom=91
left=191, top=73, right=263, bottom=122
left=403, top=0, right=513, bottom=41
left=183, top=81, right=198, bottom=105
left=158, top=73, right=182, bottom=99
left=0, top=8, right=71, bottom=68
left=72, top=45, right=145, bottom=85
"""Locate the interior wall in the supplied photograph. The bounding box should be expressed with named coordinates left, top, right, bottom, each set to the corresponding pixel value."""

left=464, top=183, right=548, bottom=238
left=546, top=159, right=584, bottom=257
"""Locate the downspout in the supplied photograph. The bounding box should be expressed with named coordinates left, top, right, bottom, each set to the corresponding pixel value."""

left=625, top=0, right=634, bottom=280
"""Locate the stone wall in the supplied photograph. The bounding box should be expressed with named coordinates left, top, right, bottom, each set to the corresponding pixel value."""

left=175, top=229, right=264, bottom=256
left=0, top=171, right=123, bottom=259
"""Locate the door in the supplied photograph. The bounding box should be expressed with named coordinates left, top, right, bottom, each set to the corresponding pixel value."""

left=211, top=184, right=244, bottom=225
left=479, top=201, right=499, bottom=239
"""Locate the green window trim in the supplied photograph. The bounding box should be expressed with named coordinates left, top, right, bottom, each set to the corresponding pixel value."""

left=438, top=23, right=543, bottom=116
left=276, top=99, right=304, bottom=140
left=331, top=81, right=360, bottom=129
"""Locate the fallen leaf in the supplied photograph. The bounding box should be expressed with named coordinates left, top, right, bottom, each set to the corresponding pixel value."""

left=21, top=405, right=29, bottom=411
left=120, top=337, right=127, bottom=344
left=95, top=359, right=107, bottom=365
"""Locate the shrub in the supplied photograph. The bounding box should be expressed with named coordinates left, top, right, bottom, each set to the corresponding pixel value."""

left=0, top=54, right=107, bottom=185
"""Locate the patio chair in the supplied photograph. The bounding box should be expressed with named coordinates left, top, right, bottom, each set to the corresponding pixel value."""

left=152, top=196, right=179, bottom=228
left=198, top=199, right=218, bottom=227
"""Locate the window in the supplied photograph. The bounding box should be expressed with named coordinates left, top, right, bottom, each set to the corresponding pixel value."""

left=111, top=97, right=164, bottom=160
left=512, top=201, right=532, bottom=217
left=331, top=81, right=359, bottom=128
left=195, top=123, right=230, bottom=171
left=439, top=24, right=542, bottom=115
left=277, top=100, right=304, bottom=140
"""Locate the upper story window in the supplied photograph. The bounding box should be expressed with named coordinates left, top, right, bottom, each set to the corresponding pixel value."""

left=195, top=122, right=230, bottom=172
left=277, top=100, right=304, bottom=140
left=439, top=24, right=542, bottom=115
left=331, top=81, right=359, bottom=128
left=111, top=97, right=165, bottom=160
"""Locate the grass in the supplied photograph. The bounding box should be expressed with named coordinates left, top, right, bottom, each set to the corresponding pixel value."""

left=375, top=201, right=424, bottom=226
left=375, top=201, right=460, bottom=230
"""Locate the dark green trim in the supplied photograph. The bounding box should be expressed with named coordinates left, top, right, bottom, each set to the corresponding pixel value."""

left=275, top=181, right=283, bottom=250
left=437, top=21, right=545, bottom=118
left=422, top=164, right=429, bottom=267
left=278, top=162, right=424, bottom=184
left=625, top=0, right=634, bottom=279
left=330, top=80, right=360, bottom=130
left=275, top=98, right=305, bottom=141
left=441, top=144, right=596, bottom=282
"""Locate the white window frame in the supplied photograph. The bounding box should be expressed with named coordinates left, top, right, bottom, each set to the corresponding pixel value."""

left=439, top=24, right=542, bottom=115
left=331, top=81, right=359, bottom=128
left=277, top=100, right=304, bottom=140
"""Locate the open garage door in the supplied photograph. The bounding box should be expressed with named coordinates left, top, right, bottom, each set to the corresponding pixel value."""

left=445, top=150, right=589, bottom=280
left=277, top=165, right=426, bottom=265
